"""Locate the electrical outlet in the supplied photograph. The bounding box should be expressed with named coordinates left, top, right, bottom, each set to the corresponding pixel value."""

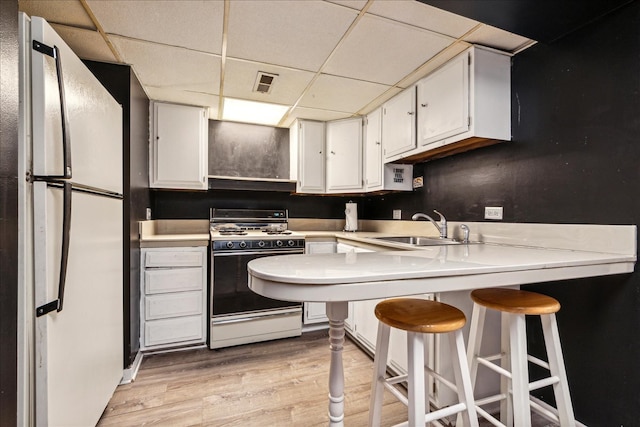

left=146, top=208, right=152, bottom=220
left=393, top=209, right=402, bottom=220
left=484, top=206, right=503, bottom=220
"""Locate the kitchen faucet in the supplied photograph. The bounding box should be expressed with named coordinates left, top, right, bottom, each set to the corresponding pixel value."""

left=411, top=210, right=447, bottom=239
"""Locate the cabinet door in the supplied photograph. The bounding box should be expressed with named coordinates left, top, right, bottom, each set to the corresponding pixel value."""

left=150, top=102, right=208, bottom=189
left=326, top=118, right=363, bottom=193
left=297, top=120, right=325, bottom=193
left=365, top=108, right=383, bottom=190
left=382, top=87, right=416, bottom=159
left=417, top=52, right=469, bottom=146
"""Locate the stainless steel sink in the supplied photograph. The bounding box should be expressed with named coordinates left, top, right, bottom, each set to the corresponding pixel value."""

left=373, top=236, right=470, bottom=246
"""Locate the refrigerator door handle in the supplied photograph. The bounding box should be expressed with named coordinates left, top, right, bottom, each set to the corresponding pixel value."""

left=32, top=40, right=72, bottom=179
left=36, top=181, right=72, bottom=317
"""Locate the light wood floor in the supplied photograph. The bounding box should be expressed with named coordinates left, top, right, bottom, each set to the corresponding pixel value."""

left=98, top=330, right=408, bottom=426
left=98, top=330, right=557, bottom=426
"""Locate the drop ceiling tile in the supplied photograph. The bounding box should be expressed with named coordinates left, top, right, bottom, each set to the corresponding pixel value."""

left=356, top=86, right=402, bottom=116
left=324, top=0, right=368, bottom=11
left=223, top=59, right=315, bottom=105
left=19, top=0, right=95, bottom=29
left=110, top=35, right=220, bottom=95
left=86, top=0, right=223, bottom=54
left=367, top=0, right=478, bottom=38
left=281, top=107, right=354, bottom=128
left=464, top=24, right=535, bottom=53
left=300, top=74, right=390, bottom=113
left=50, top=24, right=117, bottom=62
left=145, top=87, right=219, bottom=114
left=396, top=42, right=470, bottom=88
left=227, top=0, right=358, bottom=71
left=324, top=14, right=452, bottom=86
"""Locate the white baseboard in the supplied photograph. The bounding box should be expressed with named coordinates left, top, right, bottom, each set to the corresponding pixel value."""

left=120, top=351, right=143, bottom=384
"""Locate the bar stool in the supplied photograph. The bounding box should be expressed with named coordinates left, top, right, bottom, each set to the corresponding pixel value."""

left=466, top=288, right=575, bottom=427
left=369, top=298, right=479, bottom=427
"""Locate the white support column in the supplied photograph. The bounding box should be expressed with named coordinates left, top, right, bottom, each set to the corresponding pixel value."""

left=326, top=301, right=349, bottom=427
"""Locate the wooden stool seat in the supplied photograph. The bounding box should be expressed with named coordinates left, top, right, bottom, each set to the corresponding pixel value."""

left=467, top=287, right=575, bottom=427
left=471, top=288, right=560, bottom=315
left=370, top=298, right=478, bottom=427
left=375, top=298, right=466, bottom=333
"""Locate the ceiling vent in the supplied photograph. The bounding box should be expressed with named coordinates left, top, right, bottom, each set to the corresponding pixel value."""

left=253, top=71, right=278, bottom=94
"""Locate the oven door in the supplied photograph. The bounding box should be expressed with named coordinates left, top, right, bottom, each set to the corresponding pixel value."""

left=211, top=249, right=302, bottom=317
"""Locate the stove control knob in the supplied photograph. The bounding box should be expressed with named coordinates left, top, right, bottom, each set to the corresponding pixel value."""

left=257, top=241, right=266, bottom=248
left=226, top=241, right=234, bottom=249
left=287, top=240, right=295, bottom=247
left=276, top=240, right=284, bottom=247
left=239, top=241, right=247, bottom=249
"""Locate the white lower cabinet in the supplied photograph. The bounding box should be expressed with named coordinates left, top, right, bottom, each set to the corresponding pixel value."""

left=140, top=246, right=207, bottom=350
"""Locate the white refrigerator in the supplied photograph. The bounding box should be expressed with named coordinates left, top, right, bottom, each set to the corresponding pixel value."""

left=18, top=13, right=123, bottom=426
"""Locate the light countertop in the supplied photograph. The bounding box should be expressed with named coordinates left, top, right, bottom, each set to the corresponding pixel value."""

left=247, top=244, right=636, bottom=302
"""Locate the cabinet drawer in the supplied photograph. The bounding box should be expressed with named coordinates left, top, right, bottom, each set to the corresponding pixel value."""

left=145, top=250, right=203, bottom=268
left=144, top=267, right=203, bottom=294
left=145, top=291, right=203, bottom=320
left=144, top=316, right=203, bottom=347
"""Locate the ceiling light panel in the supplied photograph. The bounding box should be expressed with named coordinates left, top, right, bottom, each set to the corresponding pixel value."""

left=300, top=74, right=390, bottom=113
left=19, top=0, right=96, bottom=29
left=50, top=24, right=117, bottom=63
left=86, top=0, right=224, bottom=54
left=224, top=59, right=315, bottom=105
left=367, top=0, right=478, bottom=38
left=110, top=35, right=220, bottom=95
left=222, top=98, right=289, bottom=126
left=324, top=14, right=453, bottom=86
left=226, top=0, right=358, bottom=71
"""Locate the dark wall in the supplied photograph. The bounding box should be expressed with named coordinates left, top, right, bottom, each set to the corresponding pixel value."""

left=0, top=1, right=19, bottom=425
left=152, top=189, right=357, bottom=220
left=84, top=61, right=150, bottom=368
left=370, top=2, right=640, bottom=424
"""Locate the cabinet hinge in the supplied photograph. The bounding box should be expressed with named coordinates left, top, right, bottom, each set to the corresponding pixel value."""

left=468, top=116, right=471, bottom=127
left=468, top=53, right=472, bottom=66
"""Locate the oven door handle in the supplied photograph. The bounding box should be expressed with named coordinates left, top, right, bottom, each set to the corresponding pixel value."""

left=213, top=310, right=300, bottom=325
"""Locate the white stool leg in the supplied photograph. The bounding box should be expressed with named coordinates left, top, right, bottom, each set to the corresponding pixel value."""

left=541, top=313, right=576, bottom=426
left=508, top=313, right=532, bottom=427
left=450, top=329, right=480, bottom=427
left=369, top=322, right=390, bottom=427
left=467, top=303, right=486, bottom=391
left=501, top=312, right=513, bottom=427
left=407, top=331, right=426, bottom=427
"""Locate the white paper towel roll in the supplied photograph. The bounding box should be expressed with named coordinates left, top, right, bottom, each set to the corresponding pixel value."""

left=345, top=202, right=358, bottom=231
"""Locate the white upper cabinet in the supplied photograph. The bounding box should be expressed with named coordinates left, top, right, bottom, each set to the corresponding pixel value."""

left=294, top=119, right=326, bottom=193
left=417, top=52, right=469, bottom=146
left=365, top=108, right=383, bottom=189
left=326, top=117, right=363, bottom=193
left=391, top=46, right=510, bottom=162
left=150, top=102, right=208, bottom=190
left=365, top=108, right=413, bottom=192
left=382, top=87, right=416, bottom=160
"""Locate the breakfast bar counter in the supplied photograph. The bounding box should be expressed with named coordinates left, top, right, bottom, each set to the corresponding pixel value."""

left=247, top=243, right=636, bottom=426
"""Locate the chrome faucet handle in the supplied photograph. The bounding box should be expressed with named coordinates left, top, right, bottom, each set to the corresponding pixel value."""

left=460, top=224, right=470, bottom=243
left=433, top=210, right=447, bottom=238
